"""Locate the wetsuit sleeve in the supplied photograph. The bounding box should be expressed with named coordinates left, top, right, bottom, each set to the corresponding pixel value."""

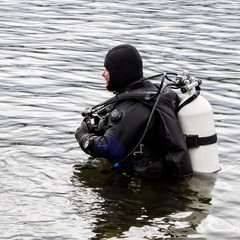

left=75, top=101, right=151, bottom=160
left=75, top=111, right=127, bottom=159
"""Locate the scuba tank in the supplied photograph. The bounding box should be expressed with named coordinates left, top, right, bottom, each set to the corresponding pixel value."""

left=176, top=72, right=220, bottom=173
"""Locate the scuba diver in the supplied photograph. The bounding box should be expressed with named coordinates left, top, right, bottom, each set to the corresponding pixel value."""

left=75, top=44, right=193, bottom=179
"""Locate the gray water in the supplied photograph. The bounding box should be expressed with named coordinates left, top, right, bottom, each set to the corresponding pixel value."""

left=0, top=1, right=240, bottom=239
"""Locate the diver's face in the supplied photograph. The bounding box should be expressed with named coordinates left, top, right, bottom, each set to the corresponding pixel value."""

left=102, top=68, right=110, bottom=86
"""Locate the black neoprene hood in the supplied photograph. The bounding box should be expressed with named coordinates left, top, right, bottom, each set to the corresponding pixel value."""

left=104, top=44, right=143, bottom=92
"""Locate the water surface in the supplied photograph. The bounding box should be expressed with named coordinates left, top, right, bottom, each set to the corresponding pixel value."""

left=0, top=1, right=240, bottom=239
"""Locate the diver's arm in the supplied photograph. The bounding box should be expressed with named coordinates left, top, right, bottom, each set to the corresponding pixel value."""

left=75, top=128, right=126, bottom=160
left=75, top=102, right=150, bottom=160
left=75, top=114, right=126, bottom=159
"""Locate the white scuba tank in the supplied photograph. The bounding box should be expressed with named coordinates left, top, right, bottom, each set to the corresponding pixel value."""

left=177, top=91, right=220, bottom=173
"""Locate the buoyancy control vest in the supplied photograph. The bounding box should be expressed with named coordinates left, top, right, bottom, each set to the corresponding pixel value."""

left=83, top=81, right=193, bottom=177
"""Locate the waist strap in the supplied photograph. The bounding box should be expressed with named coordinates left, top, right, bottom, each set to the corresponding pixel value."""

left=186, top=133, right=217, bottom=148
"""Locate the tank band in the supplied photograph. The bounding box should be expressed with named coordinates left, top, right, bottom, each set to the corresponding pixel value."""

left=186, top=133, right=217, bottom=148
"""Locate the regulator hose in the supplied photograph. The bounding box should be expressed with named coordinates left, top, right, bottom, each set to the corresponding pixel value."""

left=101, top=73, right=167, bottom=175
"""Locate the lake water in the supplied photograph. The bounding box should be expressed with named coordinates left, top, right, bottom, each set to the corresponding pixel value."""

left=0, top=1, right=240, bottom=239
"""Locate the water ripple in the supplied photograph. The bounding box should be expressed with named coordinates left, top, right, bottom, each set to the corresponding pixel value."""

left=0, top=0, right=240, bottom=239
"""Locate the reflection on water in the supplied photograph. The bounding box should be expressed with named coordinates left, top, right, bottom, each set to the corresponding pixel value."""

left=0, top=0, right=240, bottom=239
left=71, top=161, right=217, bottom=239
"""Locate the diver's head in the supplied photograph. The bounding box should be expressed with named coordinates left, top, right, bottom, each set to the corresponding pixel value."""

left=104, top=44, right=143, bottom=92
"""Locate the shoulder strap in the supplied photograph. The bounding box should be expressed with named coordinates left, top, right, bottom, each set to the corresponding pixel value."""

left=91, top=91, right=157, bottom=111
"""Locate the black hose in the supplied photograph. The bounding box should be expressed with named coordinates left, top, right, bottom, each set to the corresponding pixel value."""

left=101, top=73, right=167, bottom=175
left=89, top=72, right=179, bottom=114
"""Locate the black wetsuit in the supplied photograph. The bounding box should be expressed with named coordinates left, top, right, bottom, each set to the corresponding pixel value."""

left=75, top=80, right=193, bottom=178
left=75, top=44, right=192, bottom=179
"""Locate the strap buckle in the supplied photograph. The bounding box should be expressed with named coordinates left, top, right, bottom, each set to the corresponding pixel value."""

left=185, top=133, right=217, bottom=148
left=185, top=135, right=199, bottom=148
